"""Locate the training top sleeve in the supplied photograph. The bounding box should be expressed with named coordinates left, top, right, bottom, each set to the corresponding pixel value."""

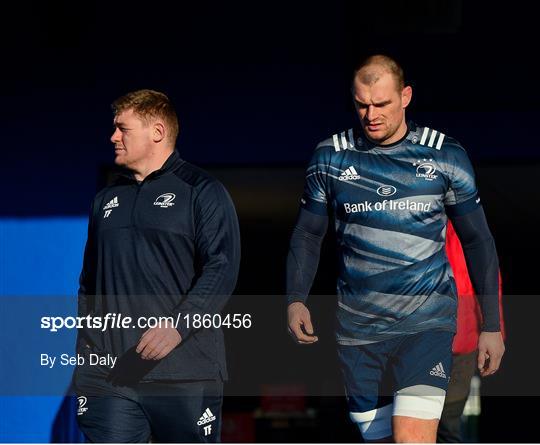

left=76, top=198, right=99, bottom=350
left=443, top=142, right=481, bottom=217
left=78, top=199, right=97, bottom=317
left=300, top=143, right=333, bottom=216
left=172, top=180, right=241, bottom=341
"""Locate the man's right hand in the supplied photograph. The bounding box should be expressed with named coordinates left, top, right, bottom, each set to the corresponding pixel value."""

left=287, top=302, right=318, bottom=344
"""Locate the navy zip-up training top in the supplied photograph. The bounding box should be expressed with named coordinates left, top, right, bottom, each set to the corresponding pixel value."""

left=77, top=150, right=241, bottom=380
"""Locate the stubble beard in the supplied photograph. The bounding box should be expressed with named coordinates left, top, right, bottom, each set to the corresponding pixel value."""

left=363, top=120, right=402, bottom=145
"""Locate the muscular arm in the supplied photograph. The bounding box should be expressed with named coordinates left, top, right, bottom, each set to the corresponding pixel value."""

left=286, top=207, right=329, bottom=305
left=449, top=206, right=500, bottom=331
left=287, top=143, right=331, bottom=343
left=285, top=207, right=328, bottom=343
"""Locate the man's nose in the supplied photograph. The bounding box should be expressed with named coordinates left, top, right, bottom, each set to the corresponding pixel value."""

left=110, top=129, right=120, bottom=143
left=366, top=105, right=377, bottom=121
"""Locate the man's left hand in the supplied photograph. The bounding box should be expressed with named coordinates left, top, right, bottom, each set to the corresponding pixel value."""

left=136, top=322, right=182, bottom=360
left=477, top=331, right=505, bottom=377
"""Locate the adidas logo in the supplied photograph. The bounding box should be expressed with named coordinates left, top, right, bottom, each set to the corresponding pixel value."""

left=196, top=408, right=216, bottom=426
left=339, top=166, right=360, bottom=181
left=418, top=127, right=446, bottom=150
left=103, top=197, right=119, bottom=210
left=430, top=362, right=447, bottom=378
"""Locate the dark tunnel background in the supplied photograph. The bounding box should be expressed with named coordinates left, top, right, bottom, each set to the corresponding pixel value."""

left=1, top=0, right=539, bottom=442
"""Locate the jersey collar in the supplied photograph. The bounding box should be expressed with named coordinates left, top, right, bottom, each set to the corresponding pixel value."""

left=359, top=121, right=417, bottom=151
left=116, top=149, right=185, bottom=183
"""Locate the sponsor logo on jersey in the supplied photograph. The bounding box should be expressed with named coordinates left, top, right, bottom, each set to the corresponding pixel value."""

left=197, top=408, right=216, bottom=426
left=154, top=193, right=176, bottom=208
left=413, top=159, right=438, bottom=181
left=77, top=396, right=88, bottom=416
left=344, top=199, right=432, bottom=214
left=339, top=166, right=360, bottom=181
left=376, top=185, right=397, bottom=197
left=429, top=362, right=447, bottom=378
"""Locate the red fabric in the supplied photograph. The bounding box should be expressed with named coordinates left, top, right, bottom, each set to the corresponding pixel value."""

left=445, top=221, right=505, bottom=354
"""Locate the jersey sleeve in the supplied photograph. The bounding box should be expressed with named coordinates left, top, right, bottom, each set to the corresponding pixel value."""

left=286, top=207, right=329, bottom=304
left=443, top=142, right=481, bottom=217
left=76, top=197, right=99, bottom=351
left=78, top=197, right=98, bottom=314
left=300, top=142, right=333, bottom=216
left=172, top=179, right=241, bottom=341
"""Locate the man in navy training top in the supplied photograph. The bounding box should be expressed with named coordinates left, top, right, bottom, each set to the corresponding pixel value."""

left=74, top=89, right=240, bottom=443
left=286, top=55, right=504, bottom=443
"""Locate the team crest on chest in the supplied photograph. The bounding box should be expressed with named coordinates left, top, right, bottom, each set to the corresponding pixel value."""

left=413, top=159, right=438, bottom=181
left=154, top=193, right=176, bottom=208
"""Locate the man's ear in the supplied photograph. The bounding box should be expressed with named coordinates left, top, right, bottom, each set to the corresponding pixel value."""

left=402, top=85, right=412, bottom=109
left=153, top=122, right=166, bottom=143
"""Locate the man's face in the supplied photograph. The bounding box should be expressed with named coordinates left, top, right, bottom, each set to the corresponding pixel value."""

left=352, top=72, right=411, bottom=145
left=110, top=109, right=154, bottom=169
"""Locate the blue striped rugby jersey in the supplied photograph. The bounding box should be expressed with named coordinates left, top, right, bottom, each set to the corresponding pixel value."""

left=301, top=122, right=481, bottom=344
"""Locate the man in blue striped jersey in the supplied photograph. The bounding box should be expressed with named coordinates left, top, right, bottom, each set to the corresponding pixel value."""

left=286, top=55, right=504, bottom=443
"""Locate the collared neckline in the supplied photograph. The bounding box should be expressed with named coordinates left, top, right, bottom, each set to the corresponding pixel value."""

left=118, top=149, right=185, bottom=183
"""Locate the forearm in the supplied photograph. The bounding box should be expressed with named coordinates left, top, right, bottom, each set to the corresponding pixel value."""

left=449, top=207, right=500, bottom=331
left=286, top=208, right=328, bottom=305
